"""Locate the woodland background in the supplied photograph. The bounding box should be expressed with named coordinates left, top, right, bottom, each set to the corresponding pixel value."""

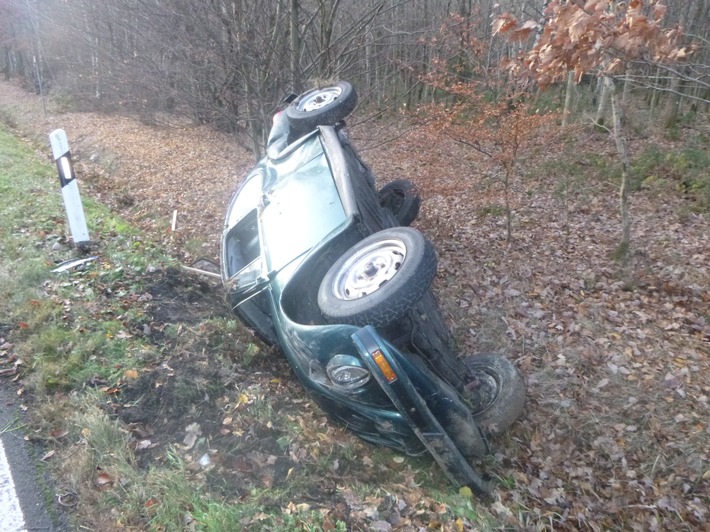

left=1, top=1, right=709, bottom=530
left=2, top=0, right=709, bottom=156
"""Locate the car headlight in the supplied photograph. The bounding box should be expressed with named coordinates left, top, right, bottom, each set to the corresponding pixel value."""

left=326, top=355, right=370, bottom=390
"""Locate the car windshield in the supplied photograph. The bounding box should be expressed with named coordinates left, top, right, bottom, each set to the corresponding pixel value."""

left=260, top=135, right=347, bottom=272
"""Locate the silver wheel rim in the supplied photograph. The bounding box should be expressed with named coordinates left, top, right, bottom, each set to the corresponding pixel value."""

left=298, top=87, right=342, bottom=112
left=333, top=239, right=406, bottom=300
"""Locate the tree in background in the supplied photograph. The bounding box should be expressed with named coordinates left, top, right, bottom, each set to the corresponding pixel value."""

left=0, top=1, right=38, bottom=89
left=0, top=0, right=706, bottom=165
left=0, top=1, right=557, bottom=151
left=420, top=14, right=558, bottom=241
left=494, top=0, right=694, bottom=259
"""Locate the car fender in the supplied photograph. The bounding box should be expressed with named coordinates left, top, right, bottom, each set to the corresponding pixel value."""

left=352, top=326, right=493, bottom=497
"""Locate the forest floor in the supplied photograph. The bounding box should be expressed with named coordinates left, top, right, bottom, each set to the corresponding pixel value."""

left=1, top=79, right=709, bottom=530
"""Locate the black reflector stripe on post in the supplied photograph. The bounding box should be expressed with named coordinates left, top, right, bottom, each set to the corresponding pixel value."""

left=56, top=152, right=75, bottom=187
left=49, top=129, right=90, bottom=245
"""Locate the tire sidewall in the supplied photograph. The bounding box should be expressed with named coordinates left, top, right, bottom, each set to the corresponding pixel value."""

left=286, top=81, right=357, bottom=133
left=462, top=354, right=526, bottom=436
left=378, top=179, right=421, bottom=226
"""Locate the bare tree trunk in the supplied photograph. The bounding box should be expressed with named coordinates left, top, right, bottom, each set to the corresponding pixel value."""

left=663, top=73, right=682, bottom=130
left=318, top=0, right=341, bottom=78
left=562, top=71, right=574, bottom=127
left=649, top=66, right=661, bottom=120
left=243, top=77, right=263, bottom=160
left=595, top=76, right=610, bottom=126
left=290, top=0, right=302, bottom=92
left=622, top=66, right=631, bottom=107
left=605, top=76, right=631, bottom=261
left=365, top=22, right=372, bottom=91
left=2, top=47, right=10, bottom=80
left=662, top=2, right=690, bottom=130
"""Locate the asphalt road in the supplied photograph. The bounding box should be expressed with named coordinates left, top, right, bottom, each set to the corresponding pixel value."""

left=0, top=382, right=69, bottom=532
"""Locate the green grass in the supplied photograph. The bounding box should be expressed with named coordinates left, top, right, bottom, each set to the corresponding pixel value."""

left=0, top=123, right=269, bottom=529
left=0, top=129, right=149, bottom=390
left=0, top=133, right=59, bottom=318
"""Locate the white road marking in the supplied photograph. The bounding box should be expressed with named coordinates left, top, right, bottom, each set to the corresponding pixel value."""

left=0, top=436, right=26, bottom=532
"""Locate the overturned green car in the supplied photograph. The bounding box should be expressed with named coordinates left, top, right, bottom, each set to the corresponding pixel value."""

left=220, top=82, right=525, bottom=495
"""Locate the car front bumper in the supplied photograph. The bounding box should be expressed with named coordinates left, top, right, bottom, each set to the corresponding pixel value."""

left=352, top=325, right=493, bottom=497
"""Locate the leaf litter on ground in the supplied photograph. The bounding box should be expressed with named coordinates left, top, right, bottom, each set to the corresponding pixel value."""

left=1, top=79, right=708, bottom=530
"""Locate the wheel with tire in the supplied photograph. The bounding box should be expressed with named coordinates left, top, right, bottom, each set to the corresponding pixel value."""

left=318, top=227, right=437, bottom=327
left=286, top=81, right=357, bottom=134
left=379, top=179, right=421, bottom=226
left=461, top=355, right=525, bottom=436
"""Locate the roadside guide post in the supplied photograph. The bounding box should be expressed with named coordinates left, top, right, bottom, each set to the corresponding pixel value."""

left=49, top=129, right=90, bottom=247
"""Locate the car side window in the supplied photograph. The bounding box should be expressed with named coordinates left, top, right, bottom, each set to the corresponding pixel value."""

left=224, top=209, right=260, bottom=279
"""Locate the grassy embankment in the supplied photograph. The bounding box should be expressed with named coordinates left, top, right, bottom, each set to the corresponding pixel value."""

left=0, top=123, right=491, bottom=530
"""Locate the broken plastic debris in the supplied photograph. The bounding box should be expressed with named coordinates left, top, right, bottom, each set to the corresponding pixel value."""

left=198, top=453, right=212, bottom=468
left=51, top=256, right=98, bottom=273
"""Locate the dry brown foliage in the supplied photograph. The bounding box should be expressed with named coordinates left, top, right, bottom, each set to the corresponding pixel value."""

left=419, top=17, right=560, bottom=241
left=494, top=0, right=692, bottom=87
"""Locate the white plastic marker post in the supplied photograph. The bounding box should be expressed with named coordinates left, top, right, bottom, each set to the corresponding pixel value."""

left=49, top=129, right=90, bottom=246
